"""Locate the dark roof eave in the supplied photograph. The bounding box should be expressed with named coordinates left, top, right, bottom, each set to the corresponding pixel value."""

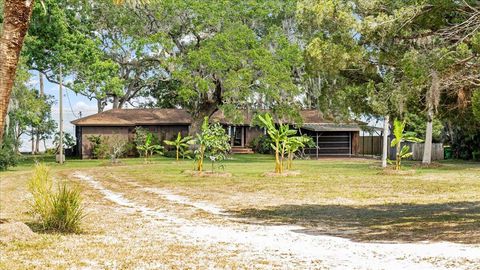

left=73, top=123, right=135, bottom=127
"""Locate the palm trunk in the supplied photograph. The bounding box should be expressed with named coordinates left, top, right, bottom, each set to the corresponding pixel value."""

left=287, top=152, right=293, bottom=170
left=422, top=111, right=433, bottom=164
left=197, top=145, right=204, bottom=172
left=274, top=141, right=280, bottom=173
left=0, top=0, right=35, bottom=144
left=395, top=143, right=401, bottom=170
left=381, top=115, right=389, bottom=168
left=31, top=127, right=35, bottom=154
left=422, top=70, right=439, bottom=165
left=35, top=71, right=43, bottom=153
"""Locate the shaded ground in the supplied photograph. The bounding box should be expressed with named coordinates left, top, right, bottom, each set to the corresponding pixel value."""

left=229, top=202, right=480, bottom=243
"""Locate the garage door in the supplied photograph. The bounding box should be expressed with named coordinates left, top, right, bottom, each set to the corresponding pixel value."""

left=317, top=131, right=351, bottom=155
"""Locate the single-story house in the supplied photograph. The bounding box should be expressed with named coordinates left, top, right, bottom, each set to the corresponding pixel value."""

left=71, top=108, right=362, bottom=159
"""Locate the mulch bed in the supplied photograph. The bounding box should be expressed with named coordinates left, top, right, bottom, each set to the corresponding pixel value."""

left=183, top=170, right=232, bottom=178
left=378, top=169, right=416, bottom=176
left=0, top=219, right=37, bottom=244
left=263, top=170, right=301, bottom=177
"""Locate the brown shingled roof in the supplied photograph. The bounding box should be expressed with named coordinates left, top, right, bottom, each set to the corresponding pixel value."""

left=71, top=109, right=192, bottom=126
left=71, top=108, right=360, bottom=128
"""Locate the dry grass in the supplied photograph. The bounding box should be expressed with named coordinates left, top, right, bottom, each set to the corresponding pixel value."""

left=1, top=155, right=479, bottom=268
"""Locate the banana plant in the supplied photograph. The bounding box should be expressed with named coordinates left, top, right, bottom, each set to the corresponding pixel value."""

left=285, top=135, right=314, bottom=170
left=164, top=132, right=194, bottom=161
left=194, top=118, right=209, bottom=172
left=391, top=119, right=423, bottom=170
left=258, top=113, right=297, bottom=173
left=137, top=133, right=163, bottom=163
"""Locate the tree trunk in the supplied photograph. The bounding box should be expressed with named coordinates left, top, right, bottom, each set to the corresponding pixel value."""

left=112, top=95, right=120, bottom=109
left=31, top=127, right=35, bottom=154
left=188, top=107, right=218, bottom=136
left=0, top=0, right=35, bottom=144
left=35, top=71, right=43, bottom=153
left=381, top=115, right=389, bottom=168
left=422, top=110, right=433, bottom=164
left=423, top=70, right=439, bottom=165
left=97, top=99, right=105, bottom=113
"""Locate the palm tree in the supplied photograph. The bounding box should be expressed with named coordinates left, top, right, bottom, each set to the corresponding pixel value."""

left=0, top=0, right=35, bottom=144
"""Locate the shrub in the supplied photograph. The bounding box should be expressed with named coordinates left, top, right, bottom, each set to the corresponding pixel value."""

left=87, top=135, right=109, bottom=159
left=133, top=127, right=149, bottom=156
left=107, top=135, right=128, bottom=164
left=0, top=146, right=18, bottom=171
left=250, top=135, right=272, bottom=154
left=0, top=129, right=19, bottom=171
left=28, top=164, right=84, bottom=233
left=194, top=118, right=231, bottom=172
left=163, top=150, right=177, bottom=158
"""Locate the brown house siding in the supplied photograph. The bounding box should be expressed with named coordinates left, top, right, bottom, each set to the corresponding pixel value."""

left=245, top=126, right=264, bottom=146
left=73, top=109, right=364, bottom=158
left=140, top=125, right=189, bottom=145
left=80, top=126, right=131, bottom=158
left=79, top=125, right=190, bottom=159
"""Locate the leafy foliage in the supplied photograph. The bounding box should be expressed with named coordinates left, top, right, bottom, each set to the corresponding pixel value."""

left=450, top=126, right=480, bottom=160
left=87, top=135, right=110, bottom=159
left=53, top=132, right=76, bottom=153
left=194, top=118, right=231, bottom=172
left=8, top=60, right=56, bottom=153
left=257, top=113, right=297, bottom=173
left=250, top=135, right=273, bottom=154
left=285, top=135, right=314, bottom=170
left=164, top=132, right=194, bottom=161
left=136, top=133, right=163, bottom=163
left=390, top=119, right=423, bottom=170
left=0, top=125, right=19, bottom=171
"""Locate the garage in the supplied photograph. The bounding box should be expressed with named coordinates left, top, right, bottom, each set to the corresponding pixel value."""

left=300, top=123, right=361, bottom=157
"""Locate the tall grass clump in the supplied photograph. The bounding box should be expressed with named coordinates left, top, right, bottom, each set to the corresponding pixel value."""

left=48, top=183, right=84, bottom=232
left=28, top=164, right=84, bottom=233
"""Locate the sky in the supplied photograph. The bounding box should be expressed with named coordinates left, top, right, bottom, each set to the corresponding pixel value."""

left=19, top=73, right=104, bottom=152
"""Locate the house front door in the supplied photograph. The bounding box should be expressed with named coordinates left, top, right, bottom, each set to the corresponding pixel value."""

left=232, top=126, right=244, bottom=147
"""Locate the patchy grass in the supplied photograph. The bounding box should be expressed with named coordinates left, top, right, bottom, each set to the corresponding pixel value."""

left=106, top=155, right=480, bottom=243
left=1, top=154, right=479, bottom=268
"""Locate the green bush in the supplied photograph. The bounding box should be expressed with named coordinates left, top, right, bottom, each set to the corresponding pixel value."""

left=164, top=150, right=177, bottom=158
left=250, top=135, right=272, bottom=154
left=28, top=164, right=84, bottom=233
left=0, top=129, right=19, bottom=171
left=87, top=135, right=109, bottom=159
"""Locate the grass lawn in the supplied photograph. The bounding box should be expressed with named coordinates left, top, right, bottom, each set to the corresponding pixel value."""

left=1, top=154, right=479, bottom=268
